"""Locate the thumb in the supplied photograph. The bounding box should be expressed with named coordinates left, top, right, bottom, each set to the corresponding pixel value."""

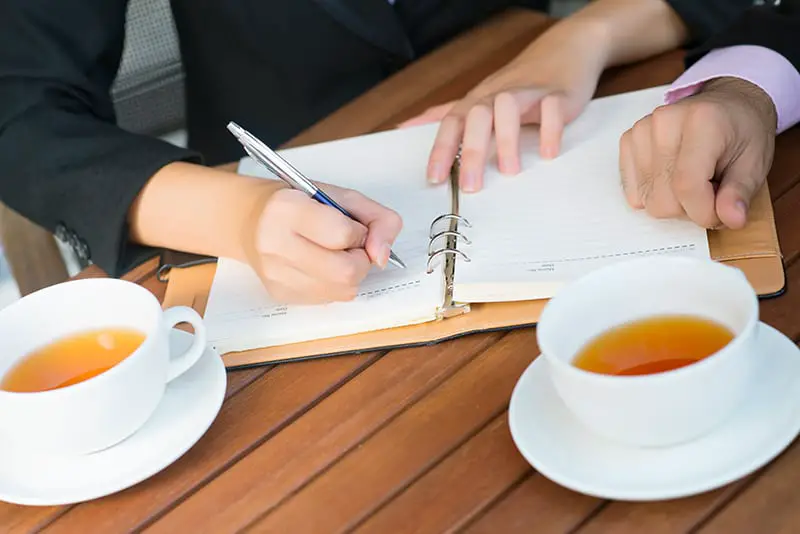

left=714, top=159, right=763, bottom=230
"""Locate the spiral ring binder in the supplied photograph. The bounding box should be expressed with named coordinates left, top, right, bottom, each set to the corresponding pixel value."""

left=425, top=210, right=473, bottom=273
left=428, top=230, right=471, bottom=253
left=429, top=213, right=472, bottom=230
left=426, top=248, right=470, bottom=274
left=425, top=147, right=472, bottom=319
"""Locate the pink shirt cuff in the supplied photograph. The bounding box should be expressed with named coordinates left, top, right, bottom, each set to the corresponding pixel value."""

left=664, top=45, right=800, bottom=134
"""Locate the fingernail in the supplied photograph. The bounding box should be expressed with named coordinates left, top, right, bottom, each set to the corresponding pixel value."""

left=499, top=158, right=519, bottom=175
left=736, top=200, right=748, bottom=215
left=462, top=171, right=478, bottom=192
left=428, top=163, right=444, bottom=183
left=542, top=146, right=556, bottom=159
left=378, top=243, right=390, bottom=268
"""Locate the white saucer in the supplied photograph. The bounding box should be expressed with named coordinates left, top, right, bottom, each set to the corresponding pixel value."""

left=509, top=322, right=800, bottom=501
left=0, top=330, right=226, bottom=506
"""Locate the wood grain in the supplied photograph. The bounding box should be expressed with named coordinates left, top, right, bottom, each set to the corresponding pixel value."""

left=144, top=333, right=502, bottom=533
left=245, top=330, right=540, bottom=533
left=462, top=474, right=602, bottom=534
left=695, top=437, right=800, bottom=534
left=352, top=412, right=530, bottom=534
left=0, top=203, right=69, bottom=296
left=771, top=167, right=800, bottom=267
left=0, top=505, right=67, bottom=534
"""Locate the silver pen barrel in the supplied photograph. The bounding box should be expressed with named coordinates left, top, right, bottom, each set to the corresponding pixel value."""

left=227, top=122, right=318, bottom=196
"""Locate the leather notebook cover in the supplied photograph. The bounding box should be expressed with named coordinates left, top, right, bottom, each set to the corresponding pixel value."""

left=162, top=181, right=784, bottom=370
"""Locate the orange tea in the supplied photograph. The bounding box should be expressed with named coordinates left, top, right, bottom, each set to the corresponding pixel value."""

left=0, top=328, right=145, bottom=393
left=572, top=314, right=734, bottom=376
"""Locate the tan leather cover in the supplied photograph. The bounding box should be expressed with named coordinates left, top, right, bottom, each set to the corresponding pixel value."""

left=162, top=182, right=784, bottom=369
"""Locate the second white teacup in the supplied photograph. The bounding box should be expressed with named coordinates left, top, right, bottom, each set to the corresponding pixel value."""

left=0, top=278, right=207, bottom=456
left=537, top=256, right=759, bottom=448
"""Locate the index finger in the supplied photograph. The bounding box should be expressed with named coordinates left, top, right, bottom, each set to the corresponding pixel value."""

left=293, top=197, right=368, bottom=251
left=335, top=188, right=404, bottom=267
left=427, top=114, right=464, bottom=185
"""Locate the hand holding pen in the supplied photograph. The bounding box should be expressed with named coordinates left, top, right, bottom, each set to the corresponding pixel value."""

left=227, top=122, right=405, bottom=303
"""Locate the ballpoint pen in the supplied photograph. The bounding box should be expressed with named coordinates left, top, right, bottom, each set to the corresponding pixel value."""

left=226, top=121, right=406, bottom=269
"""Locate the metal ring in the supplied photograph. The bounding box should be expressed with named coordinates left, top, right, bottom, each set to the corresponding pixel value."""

left=429, top=214, right=472, bottom=236
left=428, top=230, right=471, bottom=255
left=426, top=248, right=471, bottom=274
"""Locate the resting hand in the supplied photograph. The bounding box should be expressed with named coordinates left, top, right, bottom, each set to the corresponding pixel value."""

left=619, top=77, right=777, bottom=230
left=244, top=185, right=403, bottom=304
left=398, top=21, right=608, bottom=192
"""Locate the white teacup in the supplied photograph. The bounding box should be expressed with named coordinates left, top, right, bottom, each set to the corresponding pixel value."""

left=537, top=256, right=759, bottom=448
left=0, top=278, right=207, bottom=455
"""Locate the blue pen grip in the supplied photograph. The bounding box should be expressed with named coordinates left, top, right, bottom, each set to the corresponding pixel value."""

left=312, top=189, right=354, bottom=219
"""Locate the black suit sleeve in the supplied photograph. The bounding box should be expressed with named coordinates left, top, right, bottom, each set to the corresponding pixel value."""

left=684, top=3, right=800, bottom=72
left=0, top=0, right=202, bottom=277
left=663, top=0, right=754, bottom=47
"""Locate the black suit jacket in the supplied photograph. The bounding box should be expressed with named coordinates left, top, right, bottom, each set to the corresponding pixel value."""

left=0, top=0, right=752, bottom=277
left=685, top=1, right=800, bottom=73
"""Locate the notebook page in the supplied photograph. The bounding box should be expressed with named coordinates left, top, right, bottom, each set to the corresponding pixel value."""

left=203, top=124, right=450, bottom=354
left=453, top=87, right=711, bottom=303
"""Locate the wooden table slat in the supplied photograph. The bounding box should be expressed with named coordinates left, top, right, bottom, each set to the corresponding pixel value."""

left=244, top=330, right=541, bottom=533
left=695, top=438, right=800, bottom=533
left=0, top=505, right=65, bottom=534
left=351, top=412, right=530, bottom=534
left=462, top=474, right=602, bottom=534
left=144, top=333, right=502, bottom=533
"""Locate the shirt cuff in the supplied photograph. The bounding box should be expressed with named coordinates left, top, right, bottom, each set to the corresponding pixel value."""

left=664, top=45, right=800, bottom=134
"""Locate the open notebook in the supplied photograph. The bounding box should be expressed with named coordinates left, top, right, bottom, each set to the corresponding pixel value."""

left=164, top=86, right=784, bottom=367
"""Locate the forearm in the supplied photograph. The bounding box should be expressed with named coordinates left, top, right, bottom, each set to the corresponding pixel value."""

left=560, top=0, right=688, bottom=68
left=128, top=162, right=283, bottom=264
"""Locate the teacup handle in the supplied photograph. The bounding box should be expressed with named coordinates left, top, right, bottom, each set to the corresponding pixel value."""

left=162, top=306, right=208, bottom=382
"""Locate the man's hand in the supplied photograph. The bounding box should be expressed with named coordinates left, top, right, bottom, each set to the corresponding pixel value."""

left=619, top=77, right=777, bottom=230
left=243, top=185, right=403, bottom=304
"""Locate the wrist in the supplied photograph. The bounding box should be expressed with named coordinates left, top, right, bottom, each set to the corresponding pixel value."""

left=563, top=0, right=688, bottom=68
left=545, top=14, right=613, bottom=68
left=701, top=77, right=778, bottom=133
left=515, top=15, right=610, bottom=84
left=128, top=161, right=283, bottom=263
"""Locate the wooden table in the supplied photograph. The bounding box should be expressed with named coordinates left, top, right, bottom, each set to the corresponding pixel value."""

left=6, top=9, right=800, bottom=533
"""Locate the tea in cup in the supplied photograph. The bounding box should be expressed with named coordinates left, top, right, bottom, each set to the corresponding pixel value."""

left=536, top=256, right=759, bottom=448
left=0, top=278, right=207, bottom=455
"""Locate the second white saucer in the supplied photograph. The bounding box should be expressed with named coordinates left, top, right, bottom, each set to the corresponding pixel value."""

left=509, top=322, right=800, bottom=501
left=0, top=329, right=226, bottom=506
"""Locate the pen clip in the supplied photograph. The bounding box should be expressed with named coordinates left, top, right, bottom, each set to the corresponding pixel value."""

left=228, top=122, right=318, bottom=196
